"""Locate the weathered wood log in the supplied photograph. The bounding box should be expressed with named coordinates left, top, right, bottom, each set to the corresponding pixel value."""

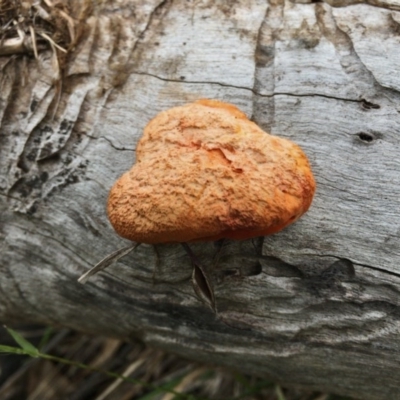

left=1, top=1, right=400, bottom=398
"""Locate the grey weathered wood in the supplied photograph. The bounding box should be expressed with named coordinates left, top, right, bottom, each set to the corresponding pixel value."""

left=1, top=1, right=400, bottom=398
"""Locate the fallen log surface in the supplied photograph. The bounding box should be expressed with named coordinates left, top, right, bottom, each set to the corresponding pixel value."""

left=1, top=1, right=400, bottom=399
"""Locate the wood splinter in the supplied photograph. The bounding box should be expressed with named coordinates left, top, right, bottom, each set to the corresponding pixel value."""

left=78, top=99, right=316, bottom=312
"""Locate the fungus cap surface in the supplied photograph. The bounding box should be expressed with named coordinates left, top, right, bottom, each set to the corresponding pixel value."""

left=107, top=100, right=316, bottom=244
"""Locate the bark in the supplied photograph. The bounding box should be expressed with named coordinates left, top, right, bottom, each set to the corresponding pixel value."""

left=1, top=1, right=400, bottom=399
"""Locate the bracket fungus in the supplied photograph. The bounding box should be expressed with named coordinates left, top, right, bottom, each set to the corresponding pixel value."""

left=79, top=99, right=316, bottom=311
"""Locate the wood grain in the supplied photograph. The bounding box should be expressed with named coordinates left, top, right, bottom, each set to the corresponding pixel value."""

left=1, top=1, right=400, bottom=398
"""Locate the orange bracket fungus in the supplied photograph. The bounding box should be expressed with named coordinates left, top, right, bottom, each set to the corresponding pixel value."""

left=78, top=99, right=316, bottom=312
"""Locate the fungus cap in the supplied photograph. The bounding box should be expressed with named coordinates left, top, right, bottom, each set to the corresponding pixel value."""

left=107, top=99, right=316, bottom=244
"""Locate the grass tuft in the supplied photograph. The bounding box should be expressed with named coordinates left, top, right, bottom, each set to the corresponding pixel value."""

left=0, top=324, right=356, bottom=400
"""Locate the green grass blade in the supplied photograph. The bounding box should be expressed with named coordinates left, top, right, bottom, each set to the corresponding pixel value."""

left=5, top=326, right=39, bottom=357
left=38, top=326, right=54, bottom=350
left=0, top=344, right=29, bottom=354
